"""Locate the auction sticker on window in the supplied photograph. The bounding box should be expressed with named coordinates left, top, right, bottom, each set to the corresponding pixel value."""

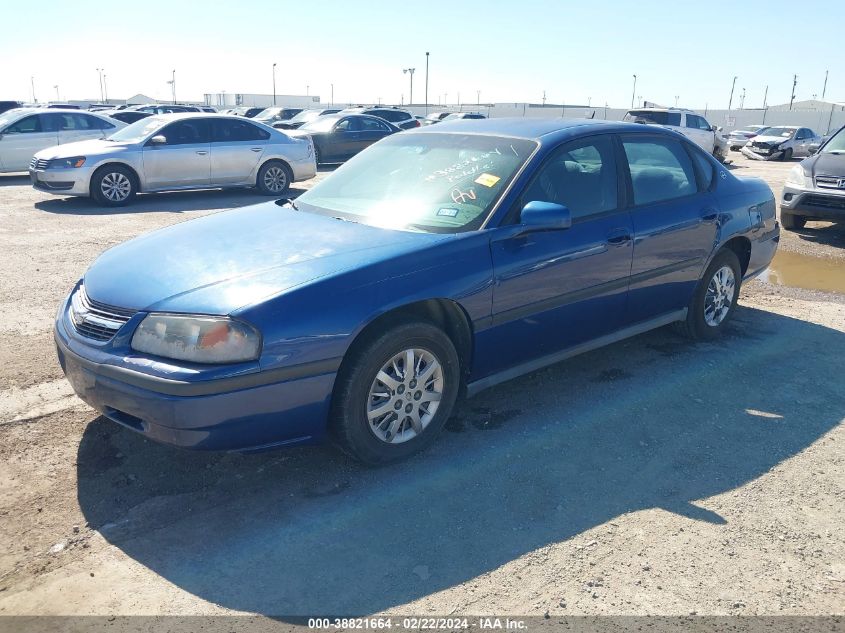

left=474, top=173, right=501, bottom=187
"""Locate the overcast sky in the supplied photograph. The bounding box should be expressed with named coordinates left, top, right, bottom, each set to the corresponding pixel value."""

left=3, top=0, right=842, bottom=107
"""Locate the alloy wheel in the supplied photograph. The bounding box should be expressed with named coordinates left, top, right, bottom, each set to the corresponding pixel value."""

left=367, top=348, right=444, bottom=444
left=704, top=265, right=736, bottom=327
left=263, top=166, right=288, bottom=193
left=100, top=172, right=132, bottom=202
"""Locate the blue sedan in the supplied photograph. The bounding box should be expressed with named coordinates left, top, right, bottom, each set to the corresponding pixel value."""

left=55, top=118, right=779, bottom=463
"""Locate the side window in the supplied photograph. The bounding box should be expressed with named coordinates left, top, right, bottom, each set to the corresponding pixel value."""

left=522, top=135, right=618, bottom=220
left=622, top=136, right=698, bottom=205
left=687, top=144, right=714, bottom=190
left=212, top=119, right=269, bottom=142
left=5, top=115, right=42, bottom=133
left=156, top=119, right=211, bottom=145
left=666, top=112, right=682, bottom=126
left=335, top=117, right=360, bottom=132
left=360, top=117, right=390, bottom=132
left=685, top=114, right=699, bottom=129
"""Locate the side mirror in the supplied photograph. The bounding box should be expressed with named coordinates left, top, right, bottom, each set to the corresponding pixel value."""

left=518, top=201, right=572, bottom=233
left=149, top=135, right=166, bottom=145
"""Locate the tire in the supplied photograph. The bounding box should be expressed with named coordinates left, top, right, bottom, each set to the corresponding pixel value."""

left=780, top=210, right=806, bottom=230
left=314, top=145, right=322, bottom=166
left=256, top=160, right=291, bottom=196
left=330, top=321, right=460, bottom=465
left=677, top=249, right=742, bottom=340
left=91, top=165, right=136, bottom=207
left=781, top=147, right=793, bottom=161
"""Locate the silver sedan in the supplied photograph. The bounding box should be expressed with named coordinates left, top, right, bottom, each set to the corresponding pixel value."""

left=29, top=113, right=316, bottom=206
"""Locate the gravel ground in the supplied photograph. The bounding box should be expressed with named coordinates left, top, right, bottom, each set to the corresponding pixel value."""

left=0, top=152, right=843, bottom=617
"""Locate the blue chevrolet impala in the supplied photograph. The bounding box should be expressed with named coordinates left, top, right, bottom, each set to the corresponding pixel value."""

left=55, top=118, right=779, bottom=463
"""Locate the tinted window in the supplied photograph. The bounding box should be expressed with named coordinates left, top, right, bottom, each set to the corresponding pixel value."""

left=522, top=135, right=618, bottom=219
left=335, top=117, right=360, bottom=132
left=624, top=110, right=681, bottom=126
left=212, top=118, right=270, bottom=142
left=91, top=115, right=115, bottom=129
left=360, top=117, right=390, bottom=132
left=622, top=136, right=698, bottom=205
left=6, top=115, right=42, bottom=133
left=688, top=144, right=714, bottom=190
left=156, top=119, right=210, bottom=145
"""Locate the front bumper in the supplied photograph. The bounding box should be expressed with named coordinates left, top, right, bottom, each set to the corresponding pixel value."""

left=781, top=184, right=845, bottom=220
left=54, top=295, right=337, bottom=451
left=741, top=145, right=784, bottom=161
left=29, top=166, right=91, bottom=196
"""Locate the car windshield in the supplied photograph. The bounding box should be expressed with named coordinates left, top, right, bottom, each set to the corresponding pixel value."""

left=295, top=133, right=537, bottom=233
left=764, top=127, right=796, bottom=138
left=0, top=112, right=22, bottom=129
left=254, top=107, right=281, bottom=121
left=106, top=117, right=165, bottom=142
left=821, top=129, right=845, bottom=154
left=300, top=117, right=340, bottom=132
left=288, top=110, right=325, bottom=124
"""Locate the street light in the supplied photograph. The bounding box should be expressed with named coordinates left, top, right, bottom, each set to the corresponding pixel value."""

left=728, top=75, right=737, bottom=110
left=103, top=73, right=108, bottom=102
left=631, top=74, right=637, bottom=109
left=477, top=90, right=480, bottom=106
left=167, top=69, right=176, bottom=104
left=53, top=85, right=59, bottom=101
left=30, top=76, right=36, bottom=103
left=272, top=63, right=277, bottom=105
left=425, top=52, right=430, bottom=115
left=740, top=87, right=746, bottom=110
left=403, top=68, right=415, bottom=105
left=96, top=68, right=104, bottom=102
left=330, top=83, right=334, bottom=107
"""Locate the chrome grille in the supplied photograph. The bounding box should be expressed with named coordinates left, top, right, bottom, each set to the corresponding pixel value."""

left=30, top=158, right=50, bottom=170
left=70, top=285, right=136, bottom=342
left=816, top=175, right=845, bottom=190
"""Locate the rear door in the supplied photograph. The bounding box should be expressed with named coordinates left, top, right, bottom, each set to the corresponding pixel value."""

left=684, top=114, right=715, bottom=152
left=142, top=118, right=211, bottom=189
left=485, top=134, right=634, bottom=374
left=358, top=117, right=394, bottom=150
left=55, top=113, right=114, bottom=145
left=331, top=116, right=364, bottom=159
left=0, top=114, right=59, bottom=171
left=210, top=118, right=269, bottom=185
left=621, top=133, right=719, bottom=323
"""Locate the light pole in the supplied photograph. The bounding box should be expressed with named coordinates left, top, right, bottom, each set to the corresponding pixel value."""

left=30, top=76, right=36, bottom=103
left=477, top=90, right=480, bottom=106
left=631, top=74, right=637, bottom=109
left=424, top=52, right=429, bottom=115
left=789, top=74, right=798, bottom=110
left=306, top=84, right=309, bottom=96
left=542, top=90, right=546, bottom=106
left=822, top=69, right=828, bottom=100
left=54, top=85, right=60, bottom=101
left=96, top=68, right=104, bottom=102
left=403, top=68, right=415, bottom=105
left=103, top=73, right=108, bottom=102
left=272, top=63, right=277, bottom=105
left=763, top=85, right=768, bottom=109
left=674, top=95, right=679, bottom=107
left=330, top=83, right=334, bottom=107
left=740, top=87, right=746, bottom=110
left=728, top=75, right=737, bottom=110
left=167, top=70, right=176, bottom=104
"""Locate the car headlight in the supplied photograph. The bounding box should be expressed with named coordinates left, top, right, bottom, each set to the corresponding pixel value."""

left=131, top=314, right=261, bottom=364
left=785, top=165, right=811, bottom=188
left=47, top=156, right=86, bottom=169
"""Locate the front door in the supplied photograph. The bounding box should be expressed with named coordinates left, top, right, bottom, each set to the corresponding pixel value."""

left=0, top=114, right=59, bottom=172
left=330, top=116, right=364, bottom=160
left=142, top=118, right=211, bottom=189
left=620, top=134, right=719, bottom=323
left=482, top=134, right=633, bottom=376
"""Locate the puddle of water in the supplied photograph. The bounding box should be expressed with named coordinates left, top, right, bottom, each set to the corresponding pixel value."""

left=759, top=250, right=845, bottom=294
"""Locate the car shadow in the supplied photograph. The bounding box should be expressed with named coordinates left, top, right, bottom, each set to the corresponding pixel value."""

left=75, top=305, right=845, bottom=616
left=0, top=174, right=30, bottom=187
left=33, top=187, right=311, bottom=216
left=789, top=222, right=845, bottom=247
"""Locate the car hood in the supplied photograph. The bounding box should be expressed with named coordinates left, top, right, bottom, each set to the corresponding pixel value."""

left=83, top=201, right=449, bottom=315
left=34, top=138, right=133, bottom=159
left=753, top=134, right=793, bottom=144
left=806, top=152, right=845, bottom=177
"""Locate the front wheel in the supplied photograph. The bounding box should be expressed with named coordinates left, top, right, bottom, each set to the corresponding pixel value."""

left=256, top=160, right=291, bottom=195
left=781, top=147, right=793, bottom=161
left=91, top=165, right=136, bottom=206
left=330, top=321, right=460, bottom=464
left=678, top=249, right=742, bottom=340
left=780, top=210, right=806, bottom=230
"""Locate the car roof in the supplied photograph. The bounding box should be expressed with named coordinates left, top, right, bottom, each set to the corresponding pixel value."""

left=411, top=117, right=646, bottom=140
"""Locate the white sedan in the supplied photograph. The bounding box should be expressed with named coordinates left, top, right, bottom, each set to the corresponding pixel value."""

left=0, top=108, right=125, bottom=173
left=740, top=126, right=822, bottom=161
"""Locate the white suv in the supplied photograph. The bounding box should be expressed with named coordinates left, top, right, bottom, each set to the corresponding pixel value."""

left=623, top=108, right=726, bottom=161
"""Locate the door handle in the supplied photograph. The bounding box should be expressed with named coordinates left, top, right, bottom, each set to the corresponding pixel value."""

left=250, top=147, right=262, bottom=152
left=606, top=229, right=632, bottom=246
left=195, top=150, right=208, bottom=155
left=702, top=209, right=718, bottom=222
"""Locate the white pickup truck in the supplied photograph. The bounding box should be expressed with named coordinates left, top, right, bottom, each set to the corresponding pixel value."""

left=623, top=108, right=727, bottom=162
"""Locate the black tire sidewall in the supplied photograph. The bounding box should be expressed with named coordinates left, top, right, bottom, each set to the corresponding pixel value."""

left=688, top=250, right=742, bottom=340
left=91, top=165, right=135, bottom=207
left=256, top=161, right=291, bottom=195
left=331, top=322, right=460, bottom=465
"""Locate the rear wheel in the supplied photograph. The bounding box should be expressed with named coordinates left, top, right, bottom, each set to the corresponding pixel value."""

left=330, top=321, right=460, bottom=464
left=780, top=210, right=806, bottom=230
left=91, top=165, right=136, bottom=206
left=256, top=160, right=291, bottom=195
left=678, top=249, right=742, bottom=340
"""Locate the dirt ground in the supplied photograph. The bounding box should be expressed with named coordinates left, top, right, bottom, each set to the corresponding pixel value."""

left=0, top=152, right=843, bottom=617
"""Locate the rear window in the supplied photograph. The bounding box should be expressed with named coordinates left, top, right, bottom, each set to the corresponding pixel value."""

left=624, top=110, right=681, bottom=126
